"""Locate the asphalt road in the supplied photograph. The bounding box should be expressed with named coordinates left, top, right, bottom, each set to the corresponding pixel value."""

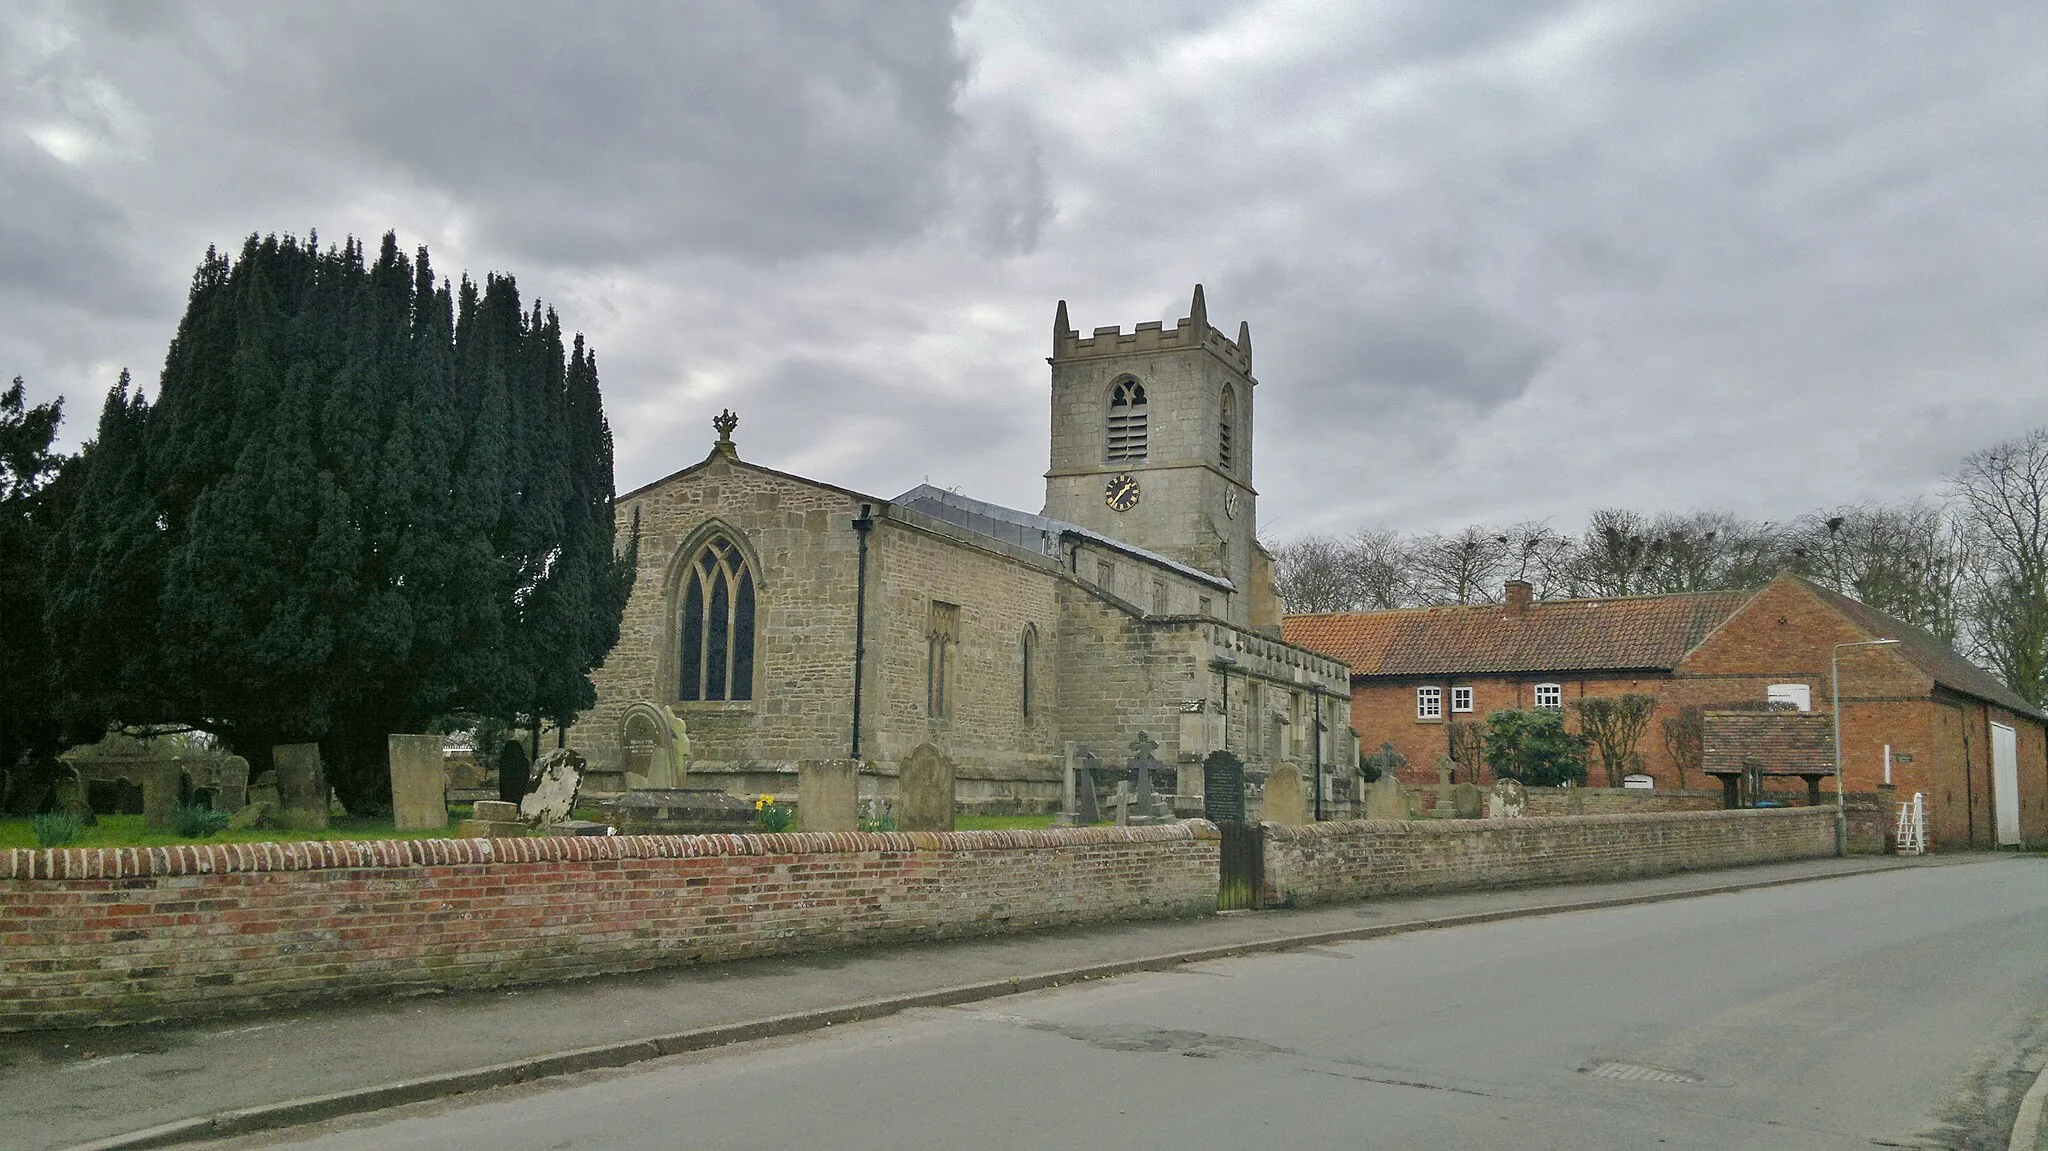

left=198, top=857, right=2048, bottom=1151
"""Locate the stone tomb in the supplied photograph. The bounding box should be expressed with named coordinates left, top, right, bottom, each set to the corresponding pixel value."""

left=273, top=743, right=329, bottom=830
left=797, top=759, right=858, bottom=833
left=602, top=789, right=754, bottom=835
left=898, top=744, right=956, bottom=832
left=1264, top=762, right=1308, bottom=826
left=388, top=734, right=449, bottom=831
left=456, top=799, right=526, bottom=838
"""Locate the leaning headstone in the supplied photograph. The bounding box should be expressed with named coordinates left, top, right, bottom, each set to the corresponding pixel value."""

left=1202, top=750, right=1247, bottom=824
left=214, top=755, right=250, bottom=814
left=52, top=769, right=96, bottom=826
left=1364, top=773, right=1409, bottom=821
left=797, top=759, right=859, bottom=833
left=1074, top=755, right=1102, bottom=824
left=1487, top=778, right=1527, bottom=819
left=519, top=748, right=585, bottom=826
left=897, top=743, right=956, bottom=831
left=1265, top=762, right=1308, bottom=825
left=273, top=744, right=329, bottom=830
left=1450, top=781, right=1485, bottom=820
left=388, top=734, right=449, bottom=831
left=231, top=770, right=281, bottom=829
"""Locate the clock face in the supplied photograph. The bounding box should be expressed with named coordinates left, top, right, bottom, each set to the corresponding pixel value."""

left=1105, top=473, right=1140, bottom=512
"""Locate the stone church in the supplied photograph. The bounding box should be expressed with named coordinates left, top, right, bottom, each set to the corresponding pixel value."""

left=571, top=287, right=1355, bottom=812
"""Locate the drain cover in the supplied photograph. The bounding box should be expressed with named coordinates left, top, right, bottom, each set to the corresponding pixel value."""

left=1584, top=1061, right=1701, bottom=1084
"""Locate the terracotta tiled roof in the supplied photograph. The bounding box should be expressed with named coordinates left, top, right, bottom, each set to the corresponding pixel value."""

left=1283, top=590, right=1754, bottom=677
left=1702, top=710, right=1835, bottom=777
left=1794, top=577, right=2045, bottom=719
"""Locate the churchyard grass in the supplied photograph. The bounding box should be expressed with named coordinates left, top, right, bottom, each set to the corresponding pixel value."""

left=0, top=813, right=462, bottom=850
left=955, top=813, right=1058, bottom=831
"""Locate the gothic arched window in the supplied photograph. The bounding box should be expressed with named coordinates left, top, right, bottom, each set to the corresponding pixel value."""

left=678, top=534, right=756, bottom=701
left=1219, top=384, right=1235, bottom=471
left=1021, top=624, right=1038, bottom=718
left=1106, top=377, right=1148, bottom=463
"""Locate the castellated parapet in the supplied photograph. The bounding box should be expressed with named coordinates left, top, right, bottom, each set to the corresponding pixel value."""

left=1053, top=285, right=1253, bottom=377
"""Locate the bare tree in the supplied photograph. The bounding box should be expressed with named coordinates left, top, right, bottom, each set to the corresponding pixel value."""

left=1788, top=501, right=1968, bottom=644
left=1573, top=694, right=1658, bottom=787
left=1273, top=533, right=1363, bottom=613
left=1346, top=527, right=1411, bottom=609
left=1409, top=525, right=1509, bottom=605
left=1951, top=428, right=2048, bottom=706
left=1661, top=705, right=1703, bottom=791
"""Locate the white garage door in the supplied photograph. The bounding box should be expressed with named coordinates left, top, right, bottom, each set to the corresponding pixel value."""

left=1991, top=721, right=2020, bottom=847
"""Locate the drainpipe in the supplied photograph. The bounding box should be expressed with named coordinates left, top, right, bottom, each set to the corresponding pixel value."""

left=1312, top=690, right=1325, bottom=821
left=851, top=505, right=874, bottom=759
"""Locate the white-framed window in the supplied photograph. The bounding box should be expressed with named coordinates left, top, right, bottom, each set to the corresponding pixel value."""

left=1451, top=686, right=1474, bottom=713
left=1533, top=683, right=1562, bottom=710
left=1417, top=686, right=1443, bottom=720
left=1767, top=683, right=1812, bottom=712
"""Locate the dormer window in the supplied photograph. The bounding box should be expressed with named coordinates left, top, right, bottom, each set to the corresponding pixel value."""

left=1107, top=378, right=1148, bottom=462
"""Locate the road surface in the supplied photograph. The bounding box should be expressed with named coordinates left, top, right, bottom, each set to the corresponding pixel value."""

left=207, top=857, right=2048, bottom=1151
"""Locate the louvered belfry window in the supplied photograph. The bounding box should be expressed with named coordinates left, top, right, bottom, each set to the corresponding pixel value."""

left=1106, top=378, right=1148, bottom=462
left=1219, top=384, right=1235, bottom=470
left=679, top=535, right=756, bottom=701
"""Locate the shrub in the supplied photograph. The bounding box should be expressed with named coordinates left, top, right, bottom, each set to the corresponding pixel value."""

left=32, top=811, right=84, bottom=847
left=171, top=802, right=232, bottom=838
left=1483, top=708, right=1588, bottom=787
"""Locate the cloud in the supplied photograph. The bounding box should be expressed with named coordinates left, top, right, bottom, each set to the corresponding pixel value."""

left=1, top=0, right=2041, bottom=549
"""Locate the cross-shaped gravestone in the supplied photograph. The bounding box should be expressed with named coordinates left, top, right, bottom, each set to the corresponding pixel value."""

left=1111, top=781, right=1133, bottom=826
left=1128, top=731, right=1168, bottom=821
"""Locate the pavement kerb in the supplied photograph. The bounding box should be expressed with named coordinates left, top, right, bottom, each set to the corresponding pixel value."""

left=64, top=857, right=1927, bottom=1151
left=2009, top=1058, right=2048, bottom=1151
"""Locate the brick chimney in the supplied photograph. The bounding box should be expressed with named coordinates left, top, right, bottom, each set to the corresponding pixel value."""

left=1504, top=580, right=1533, bottom=615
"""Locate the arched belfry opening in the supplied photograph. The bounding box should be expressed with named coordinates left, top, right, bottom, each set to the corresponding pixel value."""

left=1107, top=377, right=1148, bottom=463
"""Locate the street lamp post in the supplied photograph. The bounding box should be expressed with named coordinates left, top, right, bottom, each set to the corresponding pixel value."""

left=1832, top=638, right=1900, bottom=857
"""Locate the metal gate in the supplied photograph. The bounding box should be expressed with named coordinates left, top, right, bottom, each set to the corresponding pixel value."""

left=1218, top=820, right=1262, bottom=911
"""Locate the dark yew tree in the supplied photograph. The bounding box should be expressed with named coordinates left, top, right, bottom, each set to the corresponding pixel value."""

left=0, top=378, right=72, bottom=805
left=47, top=233, right=634, bottom=812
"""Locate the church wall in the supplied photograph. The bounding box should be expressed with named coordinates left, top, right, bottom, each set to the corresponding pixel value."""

left=1068, top=539, right=1229, bottom=620
left=572, top=454, right=866, bottom=782
left=864, top=517, right=1065, bottom=808
left=1052, top=582, right=1209, bottom=776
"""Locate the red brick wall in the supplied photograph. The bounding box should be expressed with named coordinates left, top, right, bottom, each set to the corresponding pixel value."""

left=0, top=827, right=1219, bottom=1032
left=1261, top=807, right=1836, bottom=907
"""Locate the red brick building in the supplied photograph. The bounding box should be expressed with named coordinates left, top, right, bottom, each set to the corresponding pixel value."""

left=1285, top=573, right=2046, bottom=849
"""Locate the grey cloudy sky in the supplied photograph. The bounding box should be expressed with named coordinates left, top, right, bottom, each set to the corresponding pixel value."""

left=4, top=0, right=2043, bottom=540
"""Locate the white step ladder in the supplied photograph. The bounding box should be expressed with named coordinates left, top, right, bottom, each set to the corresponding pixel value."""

left=1894, top=792, right=1926, bottom=855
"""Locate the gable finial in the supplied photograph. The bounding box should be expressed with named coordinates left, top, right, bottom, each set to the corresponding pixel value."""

left=712, top=409, right=740, bottom=459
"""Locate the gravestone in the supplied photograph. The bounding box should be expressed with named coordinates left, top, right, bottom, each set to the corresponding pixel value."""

left=230, top=770, right=282, bottom=829
left=446, top=757, right=483, bottom=790
left=1364, top=773, right=1409, bottom=821
left=214, top=755, right=249, bottom=813
left=1487, top=778, right=1527, bottom=819
left=273, top=744, right=328, bottom=830
left=498, top=740, right=530, bottom=804
left=798, top=759, right=858, bottom=833
left=388, top=734, right=449, bottom=831
left=1109, top=781, right=1134, bottom=827
left=1450, top=781, right=1486, bottom=819
left=1074, top=751, right=1102, bottom=825
left=618, top=702, right=689, bottom=791
left=140, top=761, right=184, bottom=830
left=519, top=748, right=585, bottom=827
left=898, top=744, right=956, bottom=831
left=1264, top=762, right=1308, bottom=825
left=602, top=789, right=753, bottom=834
left=1202, top=750, right=1246, bottom=824
left=1360, top=741, right=1407, bottom=783
left=52, top=768, right=95, bottom=825
left=1126, top=732, right=1172, bottom=824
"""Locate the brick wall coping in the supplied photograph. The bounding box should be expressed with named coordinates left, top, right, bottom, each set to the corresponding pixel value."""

left=1262, top=806, right=1829, bottom=842
left=1, top=822, right=1219, bottom=881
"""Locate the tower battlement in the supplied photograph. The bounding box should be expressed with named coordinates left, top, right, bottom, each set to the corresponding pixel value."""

left=1052, top=284, right=1252, bottom=376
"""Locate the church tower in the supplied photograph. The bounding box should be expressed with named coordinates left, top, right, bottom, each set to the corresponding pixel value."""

left=1043, top=285, right=1259, bottom=620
